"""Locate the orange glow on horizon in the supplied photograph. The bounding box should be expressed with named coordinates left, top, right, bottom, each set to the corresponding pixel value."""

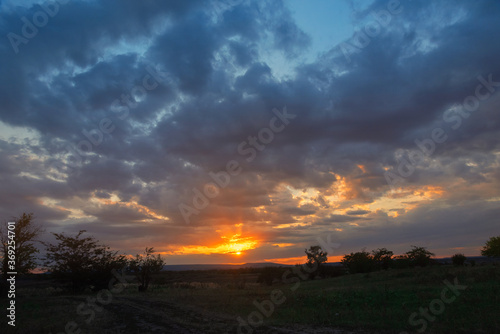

left=173, top=226, right=259, bottom=256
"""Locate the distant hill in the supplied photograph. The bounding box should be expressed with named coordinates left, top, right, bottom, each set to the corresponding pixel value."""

left=162, top=256, right=498, bottom=271
left=162, top=262, right=292, bottom=271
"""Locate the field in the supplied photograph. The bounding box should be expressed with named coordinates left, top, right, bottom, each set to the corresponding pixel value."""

left=2, top=264, right=499, bottom=334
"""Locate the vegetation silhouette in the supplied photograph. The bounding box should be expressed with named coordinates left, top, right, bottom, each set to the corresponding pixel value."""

left=305, top=245, right=327, bottom=279
left=451, top=253, right=467, bottom=266
left=43, top=230, right=126, bottom=291
left=127, top=247, right=165, bottom=292
left=0, top=212, right=43, bottom=278
left=481, top=235, right=500, bottom=257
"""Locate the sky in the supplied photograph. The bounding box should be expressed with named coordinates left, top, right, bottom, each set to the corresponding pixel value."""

left=0, top=0, right=499, bottom=265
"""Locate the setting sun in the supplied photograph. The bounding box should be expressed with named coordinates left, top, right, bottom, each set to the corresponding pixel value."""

left=221, top=233, right=257, bottom=255
left=175, top=232, right=258, bottom=256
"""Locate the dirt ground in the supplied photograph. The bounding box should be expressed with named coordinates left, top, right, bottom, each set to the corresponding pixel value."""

left=102, top=296, right=379, bottom=334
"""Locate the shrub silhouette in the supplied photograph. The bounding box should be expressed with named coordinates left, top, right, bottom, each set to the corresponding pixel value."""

left=44, top=230, right=126, bottom=291
left=128, top=247, right=165, bottom=292
left=305, top=245, right=327, bottom=279
left=341, top=250, right=374, bottom=274
left=1, top=213, right=44, bottom=277
left=405, top=246, right=435, bottom=267
left=372, top=248, right=393, bottom=270
left=481, top=235, right=500, bottom=257
left=392, top=255, right=411, bottom=269
left=451, top=253, right=467, bottom=266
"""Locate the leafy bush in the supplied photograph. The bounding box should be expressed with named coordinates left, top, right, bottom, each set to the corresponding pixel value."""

left=305, top=245, right=328, bottom=279
left=451, top=253, right=467, bottom=266
left=392, top=255, right=411, bottom=269
left=405, top=246, right=435, bottom=267
left=372, top=248, right=393, bottom=270
left=44, top=230, right=126, bottom=291
left=481, top=235, right=500, bottom=257
left=341, top=250, right=374, bottom=274
left=128, top=247, right=165, bottom=292
left=319, top=265, right=345, bottom=278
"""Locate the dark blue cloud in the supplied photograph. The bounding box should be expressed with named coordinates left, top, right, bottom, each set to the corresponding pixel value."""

left=0, top=0, right=499, bottom=259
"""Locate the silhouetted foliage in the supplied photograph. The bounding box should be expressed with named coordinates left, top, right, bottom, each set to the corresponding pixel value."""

left=451, top=253, right=467, bottom=266
left=1, top=213, right=44, bottom=277
left=341, top=250, right=374, bottom=274
left=392, top=255, right=411, bottom=269
left=44, top=230, right=126, bottom=291
left=405, top=246, right=435, bottom=267
left=319, top=265, right=345, bottom=277
left=481, top=235, right=500, bottom=257
left=128, top=247, right=165, bottom=292
left=372, top=248, right=393, bottom=270
left=305, top=245, right=327, bottom=279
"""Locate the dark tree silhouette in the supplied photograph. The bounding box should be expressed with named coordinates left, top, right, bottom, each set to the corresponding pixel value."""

left=405, top=246, right=435, bottom=267
left=451, top=253, right=467, bottom=266
left=341, top=250, right=374, bottom=274
left=0, top=213, right=44, bottom=277
left=372, top=248, right=393, bottom=270
left=481, top=235, right=500, bottom=257
left=305, top=245, right=327, bottom=279
left=128, top=247, right=165, bottom=292
left=44, top=230, right=126, bottom=291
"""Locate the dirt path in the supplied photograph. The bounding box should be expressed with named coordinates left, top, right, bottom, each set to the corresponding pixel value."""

left=105, top=296, right=374, bottom=334
left=107, top=296, right=235, bottom=333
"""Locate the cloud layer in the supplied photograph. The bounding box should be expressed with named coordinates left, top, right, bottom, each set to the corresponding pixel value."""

left=0, top=0, right=499, bottom=264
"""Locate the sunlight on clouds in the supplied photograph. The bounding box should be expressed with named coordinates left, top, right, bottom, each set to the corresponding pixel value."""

left=0, top=122, right=38, bottom=142
left=286, top=185, right=320, bottom=205
left=272, top=243, right=294, bottom=247
left=369, top=185, right=445, bottom=217
left=273, top=222, right=311, bottom=229
left=91, top=194, right=170, bottom=222
left=175, top=233, right=258, bottom=256
left=39, top=197, right=84, bottom=219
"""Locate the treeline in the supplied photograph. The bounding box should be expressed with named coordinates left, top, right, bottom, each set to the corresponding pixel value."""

left=257, top=237, right=500, bottom=285
left=0, top=213, right=164, bottom=292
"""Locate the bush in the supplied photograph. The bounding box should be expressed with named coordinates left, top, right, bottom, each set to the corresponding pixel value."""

left=405, top=246, right=435, bottom=267
left=305, top=245, right=328, bottom=279
left=44, top=230, right=126, bottom=291
left=341, top=250, right=374, bottom=274
left=319, top=265, right=345, bottom=278
left=451, top=253, right=467, bottom=266
left=481, top=235, right=500, bottom=257
left=392, top=255, right=411, bottom=269
left=372, top=248, right=393, bottom=270
left=128, top=247, right=165, bottom=292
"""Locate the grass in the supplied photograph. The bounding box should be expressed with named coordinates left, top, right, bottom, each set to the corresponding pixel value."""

left=2, top=264, right=499, bottom=333
left=149, top=265, right=500, bottom=333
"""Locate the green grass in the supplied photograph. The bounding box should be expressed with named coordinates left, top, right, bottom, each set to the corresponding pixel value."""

left=148, top=265, right=500, bottom=333
left=2, top=265, right=499, bottom=333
